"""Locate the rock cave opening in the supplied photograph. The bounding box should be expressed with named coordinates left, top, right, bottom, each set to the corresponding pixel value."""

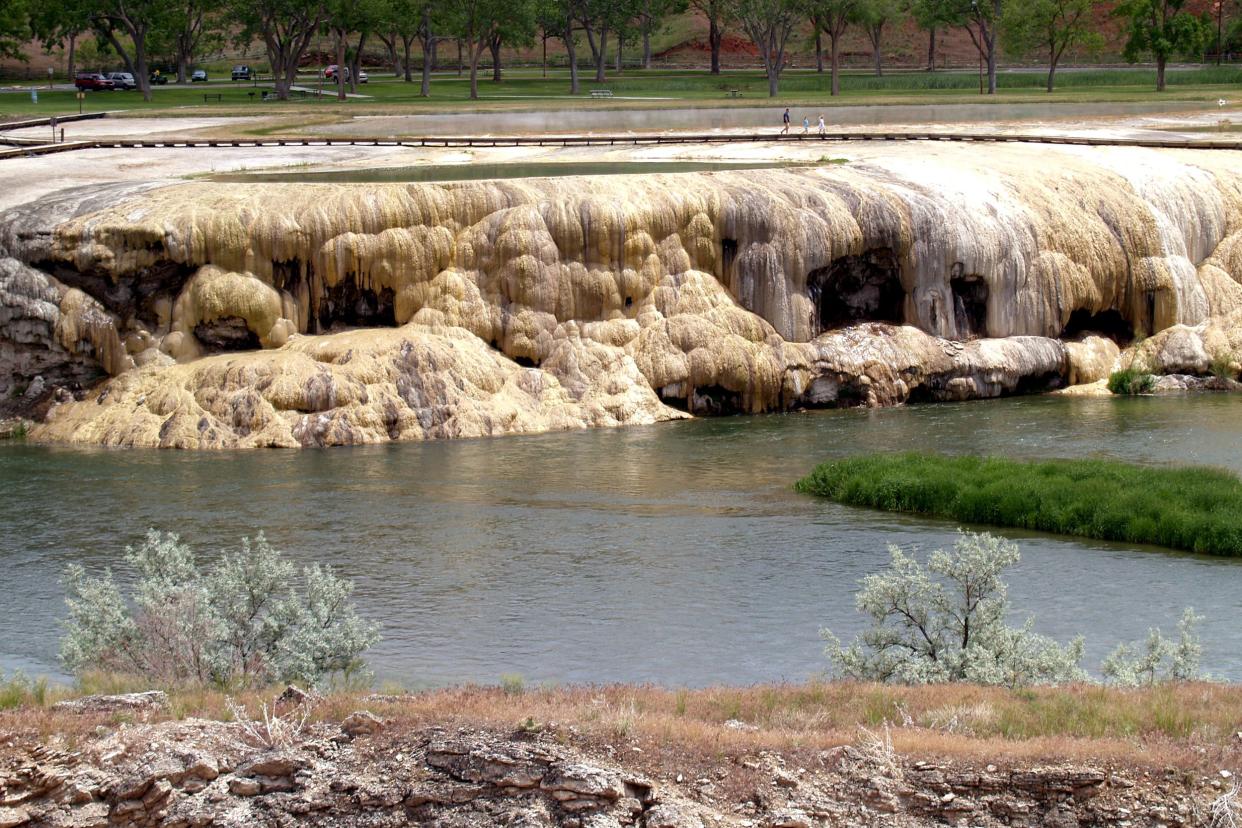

left=794, top=374, right=869, bottom=409
left=39, top=259, right=196, bottom=331
left=660, top=384, right=745, bottom=416
left=950, top=275, right=988, bottom=339
left=315, top=280, right=397, bottom=332
left=808, top=248, right=904, bottom=334
left=1060, top=308, right=1135, bottom=345
left=721, top=238, right=738, bottom=274
left=1014, top=370, right=1066, bottom=396
left=194, top=317, right=261, bottom=352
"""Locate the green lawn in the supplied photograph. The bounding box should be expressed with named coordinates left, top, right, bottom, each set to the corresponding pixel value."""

left=2, top=66, right=1241, bottom=121
left=795, top=452, right=1242, bottom=556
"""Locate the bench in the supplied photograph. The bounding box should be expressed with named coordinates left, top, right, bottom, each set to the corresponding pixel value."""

left=589, top=88, right=613, bottom=98
left=202, top=93, right=222, bottom=103
left=727, top=89, right=742, bottom=98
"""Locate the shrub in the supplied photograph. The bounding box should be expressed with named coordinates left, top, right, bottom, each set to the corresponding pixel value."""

left=825, top=533, right=1208, bottom=688
left=0, top=670, right=48, bottom=709
left=1107, top=366, right=1156, bottom=394
left=1209, top=351, right=1238, bottom=381
left=795, top=453, right=1242, bottom=556
left=822, top=532, right=1087, bottom=688
left=61, top=530, right=380, bottom=688
left=1101, top=608, right=1204, bottom=686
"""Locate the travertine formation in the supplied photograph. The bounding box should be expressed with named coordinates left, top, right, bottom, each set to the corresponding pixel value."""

left=1, top=146, right=1240, bottom=448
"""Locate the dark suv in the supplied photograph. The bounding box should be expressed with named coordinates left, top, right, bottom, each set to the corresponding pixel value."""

left=74, top=73, right=115, bottom=91
left=231, top=65, right=252, bottom=81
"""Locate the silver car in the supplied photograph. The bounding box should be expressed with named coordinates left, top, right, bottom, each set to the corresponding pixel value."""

left=105, top=72, right=137, bottom=90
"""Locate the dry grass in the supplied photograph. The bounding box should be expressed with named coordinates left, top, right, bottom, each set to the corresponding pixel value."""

left=3, top=678, right=1240, bottom=772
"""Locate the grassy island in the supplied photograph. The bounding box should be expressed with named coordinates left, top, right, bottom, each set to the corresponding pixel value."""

left=795, top=453, right=1242, bottom=556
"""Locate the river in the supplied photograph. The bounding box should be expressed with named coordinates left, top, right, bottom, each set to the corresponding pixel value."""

left=2, top=394, right=1240, bottom=686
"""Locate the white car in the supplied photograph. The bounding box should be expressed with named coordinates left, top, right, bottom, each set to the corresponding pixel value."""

left=105, top=72, right=137, bottom=90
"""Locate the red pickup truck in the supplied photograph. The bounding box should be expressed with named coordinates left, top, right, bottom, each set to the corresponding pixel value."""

left=74, top=73, right=115, bottom=91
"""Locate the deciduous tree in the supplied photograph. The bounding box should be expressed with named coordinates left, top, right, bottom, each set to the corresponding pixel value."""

left=232, top=0, right=325, bottom=101
left=1004, top=0, right=1103, bottom=92
left=809, top=0, right=859, bottom=96
left=688, top=0, right=729, bottom=73
left=728, top=0, right=800, bottom=96
left=1115, top=0, right=1211, bottom=91
left=856, top=0, right=906, bottom=76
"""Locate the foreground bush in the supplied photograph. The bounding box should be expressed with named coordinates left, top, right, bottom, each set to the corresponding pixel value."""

left=824, top=532, right=1204, bottom=687
left=61, top=530, right=380, bottom=687
left=795, top=453, right=1242, bottom=556
left=823, top=532, right=1087, bottom=687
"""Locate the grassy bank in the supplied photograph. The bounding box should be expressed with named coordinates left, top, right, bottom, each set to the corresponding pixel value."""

left=3, top=66, right=1241, bottom=120
left=3, top=675, right=1239, bottom=769
left=795, top=453, right=1242, bottom=556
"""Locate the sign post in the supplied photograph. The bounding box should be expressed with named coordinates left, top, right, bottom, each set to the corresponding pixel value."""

left=76, top=91, right=84, bottom=114
left=49, top=116, right=58, bottom=143
left=47, top=66, right=54, bottom=89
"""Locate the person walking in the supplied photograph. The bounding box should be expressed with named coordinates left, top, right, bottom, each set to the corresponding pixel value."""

left=817, top=114, right=826, bottom=135
left=782, top=107, right=790, bottom=134
left=802, top=116, right=810, bottom=134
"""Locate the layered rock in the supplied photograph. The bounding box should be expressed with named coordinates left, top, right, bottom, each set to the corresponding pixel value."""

left=0, top=713, right=1215, bottom=827
left=2, top=147, right=1241, bottom=448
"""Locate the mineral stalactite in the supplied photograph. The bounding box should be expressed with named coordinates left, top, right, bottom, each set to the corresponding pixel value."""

left=1, top=145, right=1240, bottom=448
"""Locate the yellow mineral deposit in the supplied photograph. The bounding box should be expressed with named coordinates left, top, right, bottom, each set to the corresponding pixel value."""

left=5, top=143, right=1241, bottom=448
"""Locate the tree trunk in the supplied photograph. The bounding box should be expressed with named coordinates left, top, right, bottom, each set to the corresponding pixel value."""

left=643, top=28, right=651, bottom=68
left=616, top=34, right=622, bottom=72
left=1047, top=47, right=1056, bottom=92
left=177, top=56, right=189, bottom=84
left=469, top=43, right=480, bottom=99
left=66, top=32, right=76, bottom=80
left=830, top=34, right=840, bottom=96
left=709, top=17, right=721, bottom=74
left=349, top=32, right=367, bottom=93
left=1156, top=56, right=1166, bottom=91
left=595, top=27, right=608, bottom=82
left=402, top=35, right=413, bottom=83
left=457, top=38, right=463, bottom=76
left=927, top=27, right=935, bottom=71
left=490, top=35, right=501, bottom=82
left=871, top=27, right=883, bottom=76
left=336, top=32, right=346, bottom=100
left=420, top=36, right=432, bottom=94
left=986, top=36, right=997, bottom=94
left=565, top=21, right=580, bottom=94
left=815, top=29, right=823, bottom=72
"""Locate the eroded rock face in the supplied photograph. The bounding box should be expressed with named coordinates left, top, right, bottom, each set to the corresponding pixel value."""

left=2, top=149, right=1241, bottom=447
left=0, top=716, right=1215, bottom=828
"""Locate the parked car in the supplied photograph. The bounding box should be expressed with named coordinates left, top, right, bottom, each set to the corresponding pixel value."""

left=74, top=73, right=115, bottom=91
left=231, top=65, right=252, bottom=81
left=324, top=65, right=368, bottom=83
left=191, top=69, right=208, bottom=82
left=105, top=72, right=137, bottom=90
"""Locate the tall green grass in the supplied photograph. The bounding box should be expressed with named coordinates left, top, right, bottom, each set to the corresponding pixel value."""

left=795, top=452, right=1242, bottom=556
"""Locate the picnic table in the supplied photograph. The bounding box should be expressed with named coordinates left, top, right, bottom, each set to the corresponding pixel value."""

left=590, top=88, right=613, bottom=98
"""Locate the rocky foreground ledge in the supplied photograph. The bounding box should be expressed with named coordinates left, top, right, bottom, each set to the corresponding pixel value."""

left=1, top=689, right=1233, bottom=828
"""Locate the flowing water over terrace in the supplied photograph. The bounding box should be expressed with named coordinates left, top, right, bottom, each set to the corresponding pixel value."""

left=3, top=394, right=1242, bottom=686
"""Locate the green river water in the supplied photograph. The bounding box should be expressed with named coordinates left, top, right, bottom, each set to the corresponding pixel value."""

left=2, top=394, right=1240, bottom=686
